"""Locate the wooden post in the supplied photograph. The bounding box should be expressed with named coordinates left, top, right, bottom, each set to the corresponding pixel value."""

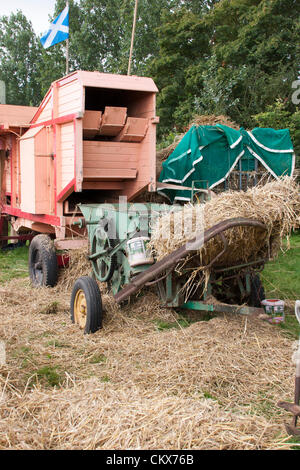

left=66, top=0, right=70, bottom=75
left=128, top=0, right=139, bottom=76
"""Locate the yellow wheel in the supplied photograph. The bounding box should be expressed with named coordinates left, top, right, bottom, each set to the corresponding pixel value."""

left=71, top=276, right=102, bottom=334
left=73, top=289, right=88, bottom=330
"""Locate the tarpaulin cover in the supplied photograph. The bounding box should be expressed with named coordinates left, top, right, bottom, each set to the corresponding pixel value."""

left=158, top=125, right=295, bottom=202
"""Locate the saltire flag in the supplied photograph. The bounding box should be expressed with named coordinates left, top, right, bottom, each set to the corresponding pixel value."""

left=40, top=5, right=69, bottom=49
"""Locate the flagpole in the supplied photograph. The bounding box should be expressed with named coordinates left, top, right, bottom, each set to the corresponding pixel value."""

left=127, top=0, right=138, bottom=76
left=66, top=0, right=69, bottom=75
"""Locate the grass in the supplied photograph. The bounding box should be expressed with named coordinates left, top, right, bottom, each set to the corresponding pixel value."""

left=261, top=231, right=300, bottom=339
left=262, top=232, right=300, bottom=301
left=33, top=366, right=62, bottom=388
left=278, top=315, right=300, bottom=339
left=154, top=316, right=192, bottom=331
left=0, top=245, right=29, bottom=284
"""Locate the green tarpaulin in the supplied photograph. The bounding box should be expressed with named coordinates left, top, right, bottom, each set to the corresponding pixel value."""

left=158, top=124, right=295, bottom=202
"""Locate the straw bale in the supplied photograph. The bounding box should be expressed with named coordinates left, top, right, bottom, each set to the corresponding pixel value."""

left=151, top=177, right=300, bottom=272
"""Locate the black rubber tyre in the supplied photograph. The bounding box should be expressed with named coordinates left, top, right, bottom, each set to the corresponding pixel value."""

left=248, top=274, right=265, bottom=307
left=70, top=276, right=103, bottom=334
left=29, top=234, right=58, bottom=287
left=0, top=216, right=8, bottom=248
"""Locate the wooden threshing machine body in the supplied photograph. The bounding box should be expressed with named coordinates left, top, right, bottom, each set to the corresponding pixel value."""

left=0, top=71, right=159, bottom=243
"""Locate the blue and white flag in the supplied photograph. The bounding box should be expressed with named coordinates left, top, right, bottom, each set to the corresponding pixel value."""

left=40, top=5, right=69, bottom=49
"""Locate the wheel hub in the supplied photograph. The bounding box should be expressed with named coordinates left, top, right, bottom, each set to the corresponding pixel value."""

left=74, top=289, right=87, bottom=329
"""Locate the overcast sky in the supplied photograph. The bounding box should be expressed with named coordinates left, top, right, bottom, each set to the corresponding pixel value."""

left=0, top=1, right=69, bottom=35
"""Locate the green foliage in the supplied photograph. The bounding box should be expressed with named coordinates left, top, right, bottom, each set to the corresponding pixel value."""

left=149, top=7, right=212, bottom=136
left=0, top=11, right=43, bottom=106
left=149, top=0, right=300, bottom=141
left=254, top=100, right=300, bottom=164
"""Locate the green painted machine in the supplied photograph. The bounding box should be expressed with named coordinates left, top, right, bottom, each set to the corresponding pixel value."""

left=71, top=200, right=268, bottom=334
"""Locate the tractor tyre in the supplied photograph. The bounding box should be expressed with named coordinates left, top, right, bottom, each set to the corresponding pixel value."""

left=29, top=234, right=58, bottom=287
left=71, top=276, right=103, bottom=334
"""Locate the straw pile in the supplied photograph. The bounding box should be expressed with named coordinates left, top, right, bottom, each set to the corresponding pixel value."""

left=58, top=248, right=91, bottom=291
left=188, top=114, right=239, bottom=130
left=150, top=177, right=300, bottom=271
left=0, top=277, right=298, bottom=449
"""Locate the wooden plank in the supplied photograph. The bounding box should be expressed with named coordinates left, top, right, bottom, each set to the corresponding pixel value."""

left=82, top=181, right=123, bottom=190
left=83, top=141, right=139, bottom=157
left=0, top=104, right=38, bottom=128
left=83, top=111, right=102, bottom=139
left=83, top=168, right=136, bottom=179
left=83, top=160, right=137, bottom=169
left=75, top=118, right=83, bottom=191
left=60, top=121, right=75, bottom=189
left=84, top=154, right=138, bottom=163
left=84, top=141, right=138, bottom=148
left=114, top=117, right=148, bottom=142
left=58, top=80, right=82, bottom=118
left=99, top=107, right=127, bottom=136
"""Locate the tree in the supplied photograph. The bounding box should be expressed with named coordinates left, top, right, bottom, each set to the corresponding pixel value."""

left=149, top=0, right=300, bottom=140
left=202, top=0, right=300, bottom=127
left=49, top=0, right=181, bottom=76
left=148, top=6, right=213, bottom=137
left=0, top=11, right=43, bottom=106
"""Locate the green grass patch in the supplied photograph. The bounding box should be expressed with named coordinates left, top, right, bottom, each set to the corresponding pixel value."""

left=101, top=375, right=110, bottom=382
left=279, top=315, right=300, bottom=339
left=203, top=391, right=217, bottom=400
left=0, top=245, right=29, bottom=283
left=154, top=317, right=191, bottom=331
left=287, top=436, right=300, bottom=450
left=33, top=366, right=62, bottom=388
left=261, top=232, right=300, bottom=301
left=260, top=232, right=300, bottom=339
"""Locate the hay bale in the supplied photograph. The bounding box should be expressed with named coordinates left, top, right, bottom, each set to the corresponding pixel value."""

left=150, top=177, right=300, bottom=271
